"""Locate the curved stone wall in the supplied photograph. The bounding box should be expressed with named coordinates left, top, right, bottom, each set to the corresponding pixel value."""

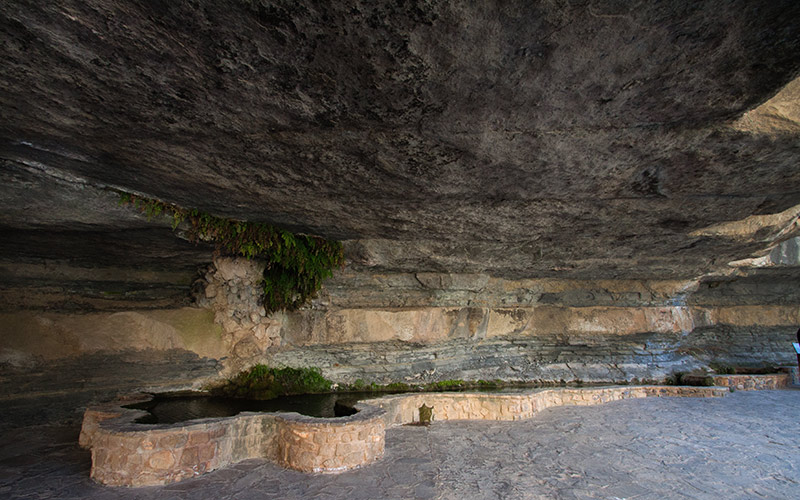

left=274, top=407, right=385, bottom=473
left=81, top=385, right=730, bottom=487
left=80, top=396, right=385, bottom=487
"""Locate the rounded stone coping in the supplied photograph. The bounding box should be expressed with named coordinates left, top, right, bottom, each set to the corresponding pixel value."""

left=273, top=402, right=386, bottom=427
left=83, top=393, right=385, bottom=433
left=81, top=385, right=729, bottom=487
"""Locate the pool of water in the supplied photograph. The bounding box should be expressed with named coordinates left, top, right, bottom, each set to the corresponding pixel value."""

left=125, top=392, right=386, bottom=424
left=126, top=385, right=574, bottom=424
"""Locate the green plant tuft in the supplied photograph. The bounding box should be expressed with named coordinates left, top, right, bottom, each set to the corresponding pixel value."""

left=338, top=378, right=523, bottom=393
left=665, top=372, right=684, bottom=385
left=384, top=382, right=412, bottom=392
left=424, top=379, right=466, bottom=391
left=118, top=192, right=344, bottom=314
left=708, top=362, right=735, bottom=375
left=671, top=371, right=715, bottom=387
left=214, top=365, right=332, bottom=400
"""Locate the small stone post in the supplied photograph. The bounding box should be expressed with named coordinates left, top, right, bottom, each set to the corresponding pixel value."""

left=419, top=404, right=433, bottom=425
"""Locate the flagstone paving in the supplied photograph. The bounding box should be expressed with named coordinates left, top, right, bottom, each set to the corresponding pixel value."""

left=1, top=389, right=798, bottom=499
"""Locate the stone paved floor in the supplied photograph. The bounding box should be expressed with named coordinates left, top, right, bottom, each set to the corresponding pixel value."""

left=1, top=389, right=799, bottom=500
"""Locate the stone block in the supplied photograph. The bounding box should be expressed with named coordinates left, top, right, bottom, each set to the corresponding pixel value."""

left=188, top=431, right=210, bottom=446
left=197, top=443, right=216, bottom=463
left=344, top=450, right=366, bottom=465
left=335, top=442, right=360, bottom=456
left=317, top=443, right=335, bottom=458
left=157, top=433, right=189, bottom=449
left=178, top=447, right=199, bottom=467
left=148, top=450, right=175, bottom=470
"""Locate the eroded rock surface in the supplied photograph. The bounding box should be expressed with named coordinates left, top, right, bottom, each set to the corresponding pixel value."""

left=1, top=1, right=799, bottom=285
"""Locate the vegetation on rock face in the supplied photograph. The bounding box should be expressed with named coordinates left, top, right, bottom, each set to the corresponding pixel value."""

left=708, top=362, right=783, bottom=375
left=118, top=192, right=344, bottom=313
left=217, top=370, right=530, bottom=400
left=666, top=371, right=715, bottom=386
left=341, top=378, right=516, bottom=393
left=665, top=372, right=684, bottom=385
left=214, top=365, right=333, bottom=400
left=708, top=362, right=735, bottom=375
left=215, top=367, right=652, bottom=401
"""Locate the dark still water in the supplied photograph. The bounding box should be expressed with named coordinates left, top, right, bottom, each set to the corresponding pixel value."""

left=125, top=392, right=383, bottom=424
left=126, top=386, right=551, bottom=425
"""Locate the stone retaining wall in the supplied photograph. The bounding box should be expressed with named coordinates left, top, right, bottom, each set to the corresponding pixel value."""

left=711, top=373, right=791, bottom=391
left=371, top=386, right=728, bottom=426
left=81, top=385, right=730, bottom=487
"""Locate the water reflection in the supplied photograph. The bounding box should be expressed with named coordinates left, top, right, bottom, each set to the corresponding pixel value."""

left=127, top=392, right=373, bottom=424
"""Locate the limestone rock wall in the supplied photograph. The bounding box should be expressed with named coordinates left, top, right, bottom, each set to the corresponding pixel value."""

left=1, top=0, right=799, bottom=431
left=270, top=266, right=799, bottom=384
left=2, top=256, right=798, bottom=428
left=0, top=307, right=225, bottom=427
left=0, top=348, right=220, bottom=429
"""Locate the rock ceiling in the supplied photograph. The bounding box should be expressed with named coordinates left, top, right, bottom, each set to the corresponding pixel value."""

left=1, top=1, right=799, bottom=285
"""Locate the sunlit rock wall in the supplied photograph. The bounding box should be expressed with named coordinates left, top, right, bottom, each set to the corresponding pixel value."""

left=267, top=266, right=799, bottom=384
left=2, top=250, right=798, bottom=427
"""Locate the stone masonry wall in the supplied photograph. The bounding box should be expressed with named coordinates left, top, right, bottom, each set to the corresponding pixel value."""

left=193, top=257, right=282, bottom=372
left=185, top=259, right=799, bottom=384
left=710, top=373, right=791, bottom=391
left=273, top=408, right=385, bottom=473
left=82, top=396, right=385, bottom=486
left=372, top=386, right=729, bottom=426
left=87, top=411, right=277, bottom=487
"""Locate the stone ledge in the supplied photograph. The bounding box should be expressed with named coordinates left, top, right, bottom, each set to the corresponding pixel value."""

left=711, top=373, right=791, bottom=391
left=370, top=386, right=729, bottom=426
left=81, top=385, right=728, bottom=487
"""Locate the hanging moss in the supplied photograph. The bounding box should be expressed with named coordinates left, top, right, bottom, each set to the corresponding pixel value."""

left=118, top=192, right=344, bottom=313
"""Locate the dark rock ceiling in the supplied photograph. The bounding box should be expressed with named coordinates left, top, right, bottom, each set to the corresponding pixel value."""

left=1, top=0, right=799, bottom=289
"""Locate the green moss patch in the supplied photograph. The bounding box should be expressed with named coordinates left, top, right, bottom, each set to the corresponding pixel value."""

left=341, top=378, right=516, bottom=393
left=213, top=365, right=333, bottom=400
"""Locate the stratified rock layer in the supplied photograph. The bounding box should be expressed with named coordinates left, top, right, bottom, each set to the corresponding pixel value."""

left=1, top=1, right=799, bottom=427
left=3, top=262, right=798, bottom=429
